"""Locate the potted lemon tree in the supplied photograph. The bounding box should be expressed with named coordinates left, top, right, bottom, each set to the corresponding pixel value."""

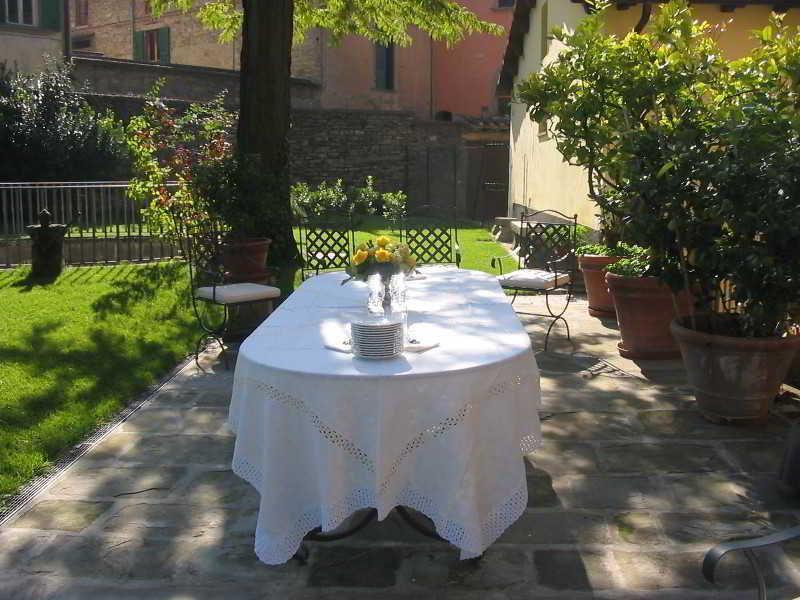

left=667, top=16, right=800, bottom=422
left=517, top=0, right=716, bottom=358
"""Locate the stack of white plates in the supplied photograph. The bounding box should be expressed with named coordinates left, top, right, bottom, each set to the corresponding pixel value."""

left=351, top=317, right=404, bottom=360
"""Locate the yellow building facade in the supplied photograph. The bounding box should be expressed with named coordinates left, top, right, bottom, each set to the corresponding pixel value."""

left=501, top=0, right=800, bottom=228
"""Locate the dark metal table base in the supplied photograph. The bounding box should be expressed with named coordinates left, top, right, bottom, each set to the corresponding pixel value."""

left=293, top=506, right=475, bottom=565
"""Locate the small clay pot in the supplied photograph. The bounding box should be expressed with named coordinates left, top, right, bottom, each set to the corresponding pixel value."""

left=671, top=318, right=800, bottom=424
left=578, top=255, right=620, bottom=319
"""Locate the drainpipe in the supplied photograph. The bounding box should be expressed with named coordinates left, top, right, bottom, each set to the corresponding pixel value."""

left=62, top=0, right=71, bottom=62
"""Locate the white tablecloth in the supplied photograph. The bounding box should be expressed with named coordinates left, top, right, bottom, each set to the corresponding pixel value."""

left=229, top=266, right=542, bottom=565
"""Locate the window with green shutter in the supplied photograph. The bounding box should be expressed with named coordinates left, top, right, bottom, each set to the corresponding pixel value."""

left=3, top=0, right=48, bottom=26
left=133, top=30, right=145, bottom=61
left=38, top=0, right=61, bottom=30
left=157, top=26, right=170, bottom=65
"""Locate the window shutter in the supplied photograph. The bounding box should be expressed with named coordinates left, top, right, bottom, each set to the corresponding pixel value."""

left=39, top=0, right=62, bottom=30
left=540, top=1, right=549, bottom=62
left=0, top=0, right=6, bottom=24
left=158, top=27, right=170, bottom=65
left=133, top=30, right=145, bottom=61
left=375, top=44, right=387, bottom=90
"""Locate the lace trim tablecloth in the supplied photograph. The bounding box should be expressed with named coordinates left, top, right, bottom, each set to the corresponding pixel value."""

left=228, top=268, right=542, bottom=564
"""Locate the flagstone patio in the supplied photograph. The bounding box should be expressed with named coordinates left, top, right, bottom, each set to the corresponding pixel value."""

left=2, top=295, right=800, bottom=599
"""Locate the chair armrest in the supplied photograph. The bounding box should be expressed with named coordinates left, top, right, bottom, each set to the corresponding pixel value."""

left=703, top=525, right=800, bottom=583
left=546, top=253, right=576, bottom=271
left=490, top=253, right=514, bottom=275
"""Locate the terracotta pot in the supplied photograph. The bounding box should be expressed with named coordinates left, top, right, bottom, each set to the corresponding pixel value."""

left=606, top=272, right=691, bottom=360
left=222, top=238, right=271, bottom=282
left=671, top=318, right=800, bottom=424
left=578, top=255, right=620, bottom=319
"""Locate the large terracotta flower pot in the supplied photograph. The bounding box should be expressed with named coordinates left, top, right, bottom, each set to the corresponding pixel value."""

left=578, top=255, right=620, bottom=319
left=671, top=318, right=800, bottom=424
left=222, top=238, right=271, bottom=283
left=606, top=272, right=690, bottom=360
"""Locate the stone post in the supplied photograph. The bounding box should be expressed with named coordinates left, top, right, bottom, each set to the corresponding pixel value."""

left=26, top=209, right=68, bottom=279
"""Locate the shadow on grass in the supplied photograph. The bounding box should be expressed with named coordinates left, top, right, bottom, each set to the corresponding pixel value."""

left=92, top=261, right=189, bottom=317
left=0, top=262, right=197, bottom=496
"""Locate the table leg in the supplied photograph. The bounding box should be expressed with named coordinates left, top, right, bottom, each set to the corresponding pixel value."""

left=305, top=508, right=378, bottom=542
left=394, top=506, right=444, bottom=541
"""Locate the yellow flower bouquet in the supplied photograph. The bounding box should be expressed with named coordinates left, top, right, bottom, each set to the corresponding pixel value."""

left=343, top=235, right=417, bottom=284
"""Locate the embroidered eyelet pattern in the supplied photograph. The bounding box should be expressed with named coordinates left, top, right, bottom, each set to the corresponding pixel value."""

left=249, top=380, right=374, bottom=472
left=245, top=373, right=534, bottom=496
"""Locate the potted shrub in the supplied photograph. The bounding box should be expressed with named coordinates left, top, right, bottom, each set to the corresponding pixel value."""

left=128, top=84, right=276, bottom=283
left=191, top=153, right=277, bottom=282
left=667, top=16, right=800, bottom=422
left=517, top=0, right=720, bottom=359
left=605, top=250, right=692, bottom=359
left=577, top=241, right=639, bottom=319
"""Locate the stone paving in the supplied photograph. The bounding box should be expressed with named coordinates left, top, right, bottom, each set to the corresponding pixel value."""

left=3, top=295, right=800, bottom=599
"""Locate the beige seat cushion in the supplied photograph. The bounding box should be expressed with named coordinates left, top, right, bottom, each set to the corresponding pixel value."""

left=497, top=268, right=570, bottom=291
left=195, top=283, right=281, bottom=305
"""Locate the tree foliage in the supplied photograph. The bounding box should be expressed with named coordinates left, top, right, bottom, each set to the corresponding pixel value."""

left=517, top=0, right=800, bottom=337
left=146, top=0, right=502, bottom=45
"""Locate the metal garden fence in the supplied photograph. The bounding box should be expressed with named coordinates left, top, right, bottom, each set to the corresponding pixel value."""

left=0, top=181, right=179, bottom=268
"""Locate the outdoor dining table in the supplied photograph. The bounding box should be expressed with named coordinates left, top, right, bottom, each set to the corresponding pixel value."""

left=228, top=265, right=542, bottom=565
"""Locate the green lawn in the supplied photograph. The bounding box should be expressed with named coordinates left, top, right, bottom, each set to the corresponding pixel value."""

left=0, top=262, right=197, bottom=499
left=0, top=222, right=511, bottom=501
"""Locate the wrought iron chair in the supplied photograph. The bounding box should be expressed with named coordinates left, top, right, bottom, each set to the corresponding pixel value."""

left=298, top=219, right=355, bottom=280
left=180, top=220, right=280, bottom=369
left=703, top=525, right=800, bottom=599
left=401, top=205, right=461, bottom=267
left=491, top=209, right=578, bottom=351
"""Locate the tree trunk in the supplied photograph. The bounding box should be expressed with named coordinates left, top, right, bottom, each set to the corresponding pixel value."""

left=238, top=0, right=299, bottom=266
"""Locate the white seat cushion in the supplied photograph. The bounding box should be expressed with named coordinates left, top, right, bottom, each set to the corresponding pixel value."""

left=497, top=268, right=570, bottom=290
left=195, top=283, right=281, bottom=305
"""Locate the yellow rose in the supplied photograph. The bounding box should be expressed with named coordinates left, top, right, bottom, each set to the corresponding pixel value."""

left=353, top=250, right=369, bottom=266
left=375, top=248, right=392, bottom=263
left=376, top=236, right=392, bottom=248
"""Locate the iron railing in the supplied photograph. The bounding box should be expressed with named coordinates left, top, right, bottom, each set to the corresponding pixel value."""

left=0, top=181, right=179, bottom=267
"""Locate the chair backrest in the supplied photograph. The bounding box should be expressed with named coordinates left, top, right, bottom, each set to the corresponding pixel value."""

left=518, top=210, right=578, bottom=272
left=299, top=219, right=355, bottom=279
left=401, top=205, right=460, bottom=266
left=179, top=218, right=226, bottom=291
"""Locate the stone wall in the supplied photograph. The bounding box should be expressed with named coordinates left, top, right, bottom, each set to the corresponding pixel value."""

left=289, top=109, right=469, bottom=213
left=73, top=56, right=321, bottom=110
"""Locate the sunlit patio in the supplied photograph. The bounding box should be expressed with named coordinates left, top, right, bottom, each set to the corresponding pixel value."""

left=2, top=294, right=798, bottom=599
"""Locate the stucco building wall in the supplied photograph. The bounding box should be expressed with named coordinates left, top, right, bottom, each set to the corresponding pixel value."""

left=0, top=27, right=62, bottom=73
left=508, top=2, right=800, bottom=228
left=433, top=0, right=515, bottom=117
